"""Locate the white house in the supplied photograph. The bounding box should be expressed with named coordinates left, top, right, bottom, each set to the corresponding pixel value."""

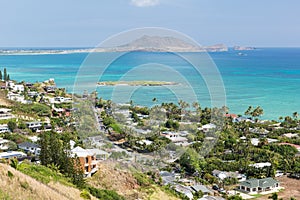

left=199, top=123, right=216, bottom=132
left=0, top=108, right=14, bottom=120
left=26, top=121, right=42, bottom=131
left=0, top=125, right=10, bottom=133
left=250, top=138, right=278, bottom=146
left=12, top=84, right=24, bottom=92
left=161, top=131, right=188, bottom=145
left=0, top=151, right=27, bottom=159
left=212, top=170, right=247, bottom=182
left=249, top=162, right=271, bottom=168
left=7, top=92, right=31, bottom=104
left=0, top=138, right=10, bottom=150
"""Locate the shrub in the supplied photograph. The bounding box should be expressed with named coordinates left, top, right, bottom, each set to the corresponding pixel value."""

left=20, top=181, right=30, bottom=190
left=87, top=187, right=125, bottom=200
left=7, top=171, right=14, bottom=179
left=80, top=190, right=91, bottom=200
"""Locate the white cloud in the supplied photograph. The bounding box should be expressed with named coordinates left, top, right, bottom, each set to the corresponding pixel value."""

left=130, top=0, right=160, bottom=7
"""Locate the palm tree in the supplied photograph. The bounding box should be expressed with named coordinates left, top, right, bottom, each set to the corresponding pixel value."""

left=293, top=112, right=298, bottom=120
left=253, top=106, right=264, bottom=118
left=244, top=106, right=252, bottom=116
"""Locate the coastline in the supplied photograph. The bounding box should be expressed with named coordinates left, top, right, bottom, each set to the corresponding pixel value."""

left=97, top=80, right=178, bottom=86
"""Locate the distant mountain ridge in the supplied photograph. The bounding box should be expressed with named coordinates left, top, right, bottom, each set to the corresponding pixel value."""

left=109, top=35, right=228, bottom=52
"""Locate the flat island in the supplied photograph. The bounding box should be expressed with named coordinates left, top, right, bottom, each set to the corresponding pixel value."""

left=97, top=80, right=178, bottom=86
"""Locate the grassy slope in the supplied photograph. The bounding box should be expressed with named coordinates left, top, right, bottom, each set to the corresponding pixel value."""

left=87, top=161, right=180, bottom=200
left=0, top=163, right=96, bottom=200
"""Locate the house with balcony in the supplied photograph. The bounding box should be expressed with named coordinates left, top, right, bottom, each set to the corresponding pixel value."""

left=0, top=108, right=14, bottom=120
left=26, top=121, right=42, bottom=132
left=0, top=125, right=10, bottom=133
left=71, top=146, right=98, bottom=177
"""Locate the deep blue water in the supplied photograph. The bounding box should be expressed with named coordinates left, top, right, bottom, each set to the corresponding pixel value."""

left=1, top=48, right=300, bottom=120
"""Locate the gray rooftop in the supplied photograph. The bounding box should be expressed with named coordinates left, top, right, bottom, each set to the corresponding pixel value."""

left=240, top=178, right=278, bottom=189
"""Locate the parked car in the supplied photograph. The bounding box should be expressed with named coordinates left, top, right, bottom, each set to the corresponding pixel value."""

left=212, top=185, right=219, bottom=190
left=218, top=188, right=225, bottom=193
left=275, top=170, right=284, bottom=177
left=288, top=173, right=300, bottom=179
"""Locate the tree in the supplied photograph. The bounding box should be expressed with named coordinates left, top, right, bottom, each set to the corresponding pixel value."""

left=245, top=106, right=252, bottom=116
left=293, top=112, right=298, bottom=120
left=7, top=121, right=17, bottom=132
left=228, top=195, right=243, bottom=200
left=39, top=132, right=85, bottom=188
left=3, top=68, right=7, bottom=81
left=252, top=106, right=264, bottom=118
left=0, top=70, right=2, bottom=80
left=7, top=74, right=10, bottom=81
left=268, top=193, right=278, bottom=200
left=179, top=148, right=201, bottom=173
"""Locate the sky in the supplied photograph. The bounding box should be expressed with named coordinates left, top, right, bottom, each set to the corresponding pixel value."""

left=0, top=0, right=300, bottom=47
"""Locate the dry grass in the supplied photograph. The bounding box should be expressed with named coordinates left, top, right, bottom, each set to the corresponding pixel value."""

left=87, top=161, right=180, bottom=200
left=147, top=186, right=180, bottom=200
left=0, top=163, right=96, bottom=200
left=0, top=90, right=12, bottom=107
left=88, top=161, right=140, bottom=199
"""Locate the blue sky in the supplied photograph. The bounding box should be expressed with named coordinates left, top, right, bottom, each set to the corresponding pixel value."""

left=0, top=0, right=299, bottom=47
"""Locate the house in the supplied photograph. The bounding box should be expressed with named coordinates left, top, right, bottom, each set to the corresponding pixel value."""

left=26, top=121, right=42, bottom=132
left=174, top=184, right=194, bottom=200
left=233, top=117, right=255, bottom=123
left=282, top=133, right=299, bottom=138
left=25, top=82, right=33, bottom=88
left=159, top=171, right=180, bottom=185
left=18, top=142, right=41, bottom=155
left=86, top=148, right=110, bottom=160
left=0, top=124, right=10, bottom=133
left=249, top=162, right=271, bottom=168
left=212, top=170, right=246, bottom=182
left=238, top=178, right=280, bottom=194
left=71, top=146, right=98, bottom=177
left=0, top=151, right=27, bottom=159
left=12, top=84, right=24, bottom=92
left=44, top=86, right=56, bottom=93
left=249, top=128, right=269, bottom=137
left=0, top=138, right=10, bottom=150
left=7, top=92, right=26, bottom=103
left=0, top=82, right=7, bottom=89
left=199, top=196, right=225, bottom=200
left=1, top=100, right=11, bottom=114
left=250, top=138, right=278, bottom=146
left=191, top=185, right=213, bottom=196
left=161, top=131, right=188, bottom=144
left=28, top=91, right=39, bottom=98
left=199, top=123, right=216, bottom=132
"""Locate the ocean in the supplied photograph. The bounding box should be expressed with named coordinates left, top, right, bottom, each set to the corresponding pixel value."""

left=1, top=48, right=300, bottom=120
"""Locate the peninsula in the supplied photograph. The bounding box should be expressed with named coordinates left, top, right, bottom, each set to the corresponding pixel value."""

left=97, top=80, right=178, bottom=86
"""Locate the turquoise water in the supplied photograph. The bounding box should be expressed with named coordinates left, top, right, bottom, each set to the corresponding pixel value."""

left=0, top=48, right=300, bottom=120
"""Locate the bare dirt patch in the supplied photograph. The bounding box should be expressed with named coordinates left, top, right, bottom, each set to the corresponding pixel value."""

left=256, top=176, right=300, bottom=200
